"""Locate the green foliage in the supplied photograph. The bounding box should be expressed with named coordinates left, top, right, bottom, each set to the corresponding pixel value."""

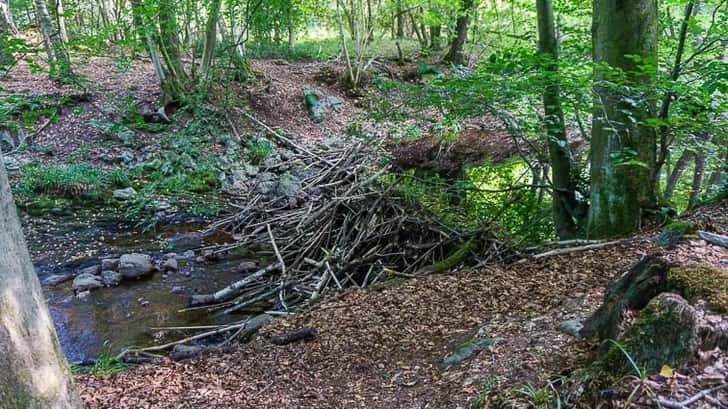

left=246, top=137, right=274, bottom=165
left=17, top=162, right=108, bottom=198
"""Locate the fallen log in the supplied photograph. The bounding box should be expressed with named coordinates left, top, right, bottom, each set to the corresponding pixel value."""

left=189, top=263, right=281, bottom=307
left=698, top=230, right=728, bottom=248
left=269, top=327, right=317, bottom=345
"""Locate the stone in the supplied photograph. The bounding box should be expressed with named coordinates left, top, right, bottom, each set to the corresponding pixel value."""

left=602, top=293, right=699, bottom=375
left=439, top=337, right=505, bottom=370
left=101, top=270, right=122, bottom=287
left=118, top=150, right=135, bottom=163
left=118, top=253, right=155, bottom=279
left=162, top=258, right=178, bottom=272
left=238, top=261, right=259, bottom=273
left=171, top=286, right=185, bottom=294
left=168, top=232, right=203, bottom=252
left=3, top=156, right=20, bottom=172
left=72, top=273, right=104, bottom=292
left=43, top=274, right=72, bottom=286
left=276, top=173, right=302, bottom=197
left=113, top=187, right=137, bottom=200
left=244, top=163, right=259, bottom=177
left=169, top=344, right=203, bottom=361
left=559, top=320, right=584, bottom=339
left=78, top=265, right=101, bottom=276
left=176, top=250, right=195, bottom=260
left=76, top=290, right=91, bottom=299
left=101, top=258, right=120, bottom=271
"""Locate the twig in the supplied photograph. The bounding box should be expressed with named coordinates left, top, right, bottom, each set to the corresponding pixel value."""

left=657, top=383, right=728, bottom=409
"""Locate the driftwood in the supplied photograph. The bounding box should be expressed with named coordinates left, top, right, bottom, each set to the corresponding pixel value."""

left=698, top=230, right=728, bottom=248
left=523, top=239, right=630, bottom=261
left=269, top=327, right=317, bottom=345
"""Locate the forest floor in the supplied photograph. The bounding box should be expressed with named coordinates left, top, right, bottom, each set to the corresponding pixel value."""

left=75, top=199, right=727, bottom=408
left=3, top=55, right=726, bottom=408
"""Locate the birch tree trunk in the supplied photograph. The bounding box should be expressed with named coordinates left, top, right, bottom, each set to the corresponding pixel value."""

left=536, top=0, right=578, bottom=239
left=54, top=0, right=69, bottom=43
left=0, top=149, right=82, bottom=409
left=588, top=0, right=658, bottom=237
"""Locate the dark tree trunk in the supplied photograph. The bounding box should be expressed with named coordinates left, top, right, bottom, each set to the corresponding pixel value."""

left=652, top=2, right=695, bottom=197
left=664, top=149, right=694, bottom=202
left=536, top=0, right=578, bottom=239
left=588, top=0, right=658, bottom=237
left=688, top=152, right=705, bottom=210
left=444, top=0, right=474, bottom=65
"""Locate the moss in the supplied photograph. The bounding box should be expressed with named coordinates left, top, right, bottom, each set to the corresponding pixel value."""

left=599, top=294, right=697, bottom=376
left=667, top=265, right=728, bottom=313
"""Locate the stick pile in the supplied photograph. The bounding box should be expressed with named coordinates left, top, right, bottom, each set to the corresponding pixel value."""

left=189, top=139, right=510, bottom=315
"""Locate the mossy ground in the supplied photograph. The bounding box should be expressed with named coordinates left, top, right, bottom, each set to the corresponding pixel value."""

left=668, top=264, right=728, bottom=313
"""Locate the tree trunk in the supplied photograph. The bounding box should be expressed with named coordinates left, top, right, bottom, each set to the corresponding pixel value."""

left=156, top=0, right=188, bottom=103
left=536, top=0, right=578, bottom=239
left=664, top=149, right=694, bottom=202
left=0, top=0, right=17, bottom=67
left=687, top=151, right=705, bottom=210
left=588, top=0, right=658, bottom=238
left=0, top=149, right=82, bottom=409
left=443, top=0, right=473, bottom=65
left=200, top=0, right=222, bottom=81
left=34, top=0, right=74, bottom=80
left=430, top=24, right=441, bottom=50
left=1, top=0, right=17, bottom=35
left=55, top=0, right=69, bottom=43
left=652, top=2, right=695, bottom=197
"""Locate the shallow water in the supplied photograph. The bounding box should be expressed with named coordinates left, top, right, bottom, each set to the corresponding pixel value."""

left=25, top=209, right=254, bottom=362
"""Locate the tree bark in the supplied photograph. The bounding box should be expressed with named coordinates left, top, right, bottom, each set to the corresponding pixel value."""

left=652, top=2, right=695, bottom=197
left=664, top=149, right=694, bottom=202
left=687, top=151, right=705, bottom=210
left=0, top=0, right=17, bottom=67
left=0, top=148, right=82, bottom=408
left=200, top=0, right=222, bottom=81
left=536, top=0, right=578, bottom=239
left=34, top=0, right=74, bottom=80
left=588, top=0, right=658, bottom=238
left=54, top=0, right=69, bottom=43
left=444, top=0, right=474, bottom=65
left=1, top=0, right=17, bottom=35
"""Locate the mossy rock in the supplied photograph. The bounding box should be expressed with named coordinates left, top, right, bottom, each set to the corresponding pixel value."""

left=655, top=221, right=695, bottom=249
left=599, top=293, right=698, bottom=376
left=667, top=264, right=728, bottom=313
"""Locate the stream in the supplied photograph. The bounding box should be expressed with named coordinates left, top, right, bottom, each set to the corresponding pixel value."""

left=23, top=208, right=254, bottom=363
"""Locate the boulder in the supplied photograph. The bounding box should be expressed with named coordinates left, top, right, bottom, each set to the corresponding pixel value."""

left=162, top=258, right=178, bottom=272
left=3, top=157, right=20, bottom=172
left=113, top=187, right=137, bottom=200
left=601, top=293, right=699, bottom=375
left=78, top=265, right=101, bottom=276
left=168, top=232, right=203, bottom=252
left=169, top=344, right=203, bottom=361
left=439, top=336, right=504, bottom=370
left=72, top=273, right=104, bottom=292
left=43, top=274, right=72, bottom=286
left=101, top=258, right=120, bottom=271
left=238, top=261, right=259, bottom=273
left=118, top=253, right=154, bottom=279
left=559, top=320, right=584, bottom=339
left=101, top=270, right=122, bottom=287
